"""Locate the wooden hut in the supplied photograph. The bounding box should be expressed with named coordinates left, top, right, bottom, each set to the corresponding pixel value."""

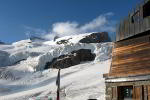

left=103, top=0, right=150, bottom=100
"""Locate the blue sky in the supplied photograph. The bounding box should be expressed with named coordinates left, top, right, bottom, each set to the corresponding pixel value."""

left=0, top=0, right=140, bottom=43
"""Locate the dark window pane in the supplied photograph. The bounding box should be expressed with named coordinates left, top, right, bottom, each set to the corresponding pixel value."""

left=143, top=1, right=150, bottom=18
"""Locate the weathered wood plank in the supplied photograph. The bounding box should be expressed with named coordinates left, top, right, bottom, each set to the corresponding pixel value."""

left=109, top=35, right=150, bottom=77
left=133, top=86, right=143, bottom=100
left=147, top=85, right=150, bottom=100
left=112, top=87, right=117, bottom=99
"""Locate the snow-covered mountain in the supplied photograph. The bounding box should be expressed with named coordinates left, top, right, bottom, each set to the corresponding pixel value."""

left=0, top=32, right=113, bottom=100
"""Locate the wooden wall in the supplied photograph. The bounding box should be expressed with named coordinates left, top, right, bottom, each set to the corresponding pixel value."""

left=109, top=34, right=150, bottom=78
left=105, top=80, right=150, bottom=100
left=116, top=0, right=150, bottom=41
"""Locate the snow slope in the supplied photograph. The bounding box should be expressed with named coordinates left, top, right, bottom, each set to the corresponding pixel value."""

left=0, top=60, right=111, bottom=100
left=0, top=33, right=113, bottom=100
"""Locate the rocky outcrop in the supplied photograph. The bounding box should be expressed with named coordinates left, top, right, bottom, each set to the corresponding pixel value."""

left=55, top=32, right=111, bottom=45
left=79, top=32, right=111, bottom=43
left=56, top=38, right=72, bottom=45
left=45, top=49, right=96, bottom=69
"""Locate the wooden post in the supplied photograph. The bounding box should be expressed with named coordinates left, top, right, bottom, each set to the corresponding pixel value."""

left=133, top=85, right=143, bottom=100
left=56, top=69, right=61, bottom=100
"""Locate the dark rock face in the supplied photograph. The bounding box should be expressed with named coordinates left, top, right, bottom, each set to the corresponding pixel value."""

left=71, top=49, right=95, bottom=61
left=56, top=38, right=72, bottom=45
left=45, top=49, right=96, bottom=69
left=79, top=32, right=111, bottom=43
left=56, top=32, right=111, bottom=44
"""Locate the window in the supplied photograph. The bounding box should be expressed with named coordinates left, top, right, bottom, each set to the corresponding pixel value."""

left=131, top=16, right=134, bottom=23
left=118, top=86, right=133, bottom=100
left=143, top=1, right=150, bottom=18
left=123, top=87, right=133, bottom=99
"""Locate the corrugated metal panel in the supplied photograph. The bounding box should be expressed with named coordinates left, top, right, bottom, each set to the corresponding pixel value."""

left=130, top=15, right=135, bottom=38
left=124, top=17, right=129, bottom=38
left=116, top=23, right=120, bottom=41
left=139, top=3, right=144, bottom=33
left=116, top=0, right=150, bottom=41
left=135, top=13, right=140, bottom=35
left=120, top=20, right=124, bottom=40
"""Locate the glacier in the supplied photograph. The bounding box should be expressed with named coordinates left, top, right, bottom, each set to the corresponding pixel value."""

left=0, top=33, right=113, bottom=100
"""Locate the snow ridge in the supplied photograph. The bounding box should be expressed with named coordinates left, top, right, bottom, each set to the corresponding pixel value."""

left=0, top=33, right=113, bottom=100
